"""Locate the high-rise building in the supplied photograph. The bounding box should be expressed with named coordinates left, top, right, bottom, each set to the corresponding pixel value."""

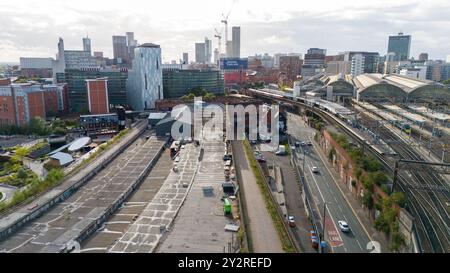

left=226, top=41, right=233, bottom=58
left=280, top=56, right=302, bottom=81
left=56, top=68, right=127, bottom=112
left=126, top=32, right=138, bottom=63
left=205, top=37, right=212, bottom=64
left=82, top=37, right=91, bottom=55
left=195, top=42, right=206, bottom=63
left=304, top=48, right=326, bottom=66
left=183, top=53, right=189, bottom=64
left=351, top=54, right=365, bottom=76
left=274, top=53, right=287, bottom=68
left=419, top=53, right=428, bottom=61
left=232, top=26, right=241, bottom=58
left=446, top=55, right=450, bottom=63
left=343, top=51, right=379, bottom=74
left=112, top=35, right=129, bottom=64
left=127, top=43, right=163, bottom=110
left=387, top=32, right=411, bottom=61
left=53, top=38, right=97, bottom=78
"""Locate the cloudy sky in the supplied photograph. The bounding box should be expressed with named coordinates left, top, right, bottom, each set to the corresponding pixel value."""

left=0, top=0, right=449, bottom=63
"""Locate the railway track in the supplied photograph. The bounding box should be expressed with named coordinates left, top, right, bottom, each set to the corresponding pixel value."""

left=358, top=113, right=450, bottom=253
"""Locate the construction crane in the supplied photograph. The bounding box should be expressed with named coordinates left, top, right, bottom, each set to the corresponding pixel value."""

left=214, top=28, right=222, bottom=55
left=221, top=0, right=237, bottom=57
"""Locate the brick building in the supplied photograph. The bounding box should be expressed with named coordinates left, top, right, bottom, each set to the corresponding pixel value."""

left=86, top=78, right=109, bottom=114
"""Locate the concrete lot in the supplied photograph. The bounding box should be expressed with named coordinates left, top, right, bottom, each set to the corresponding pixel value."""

left=108, top=142, right=200, bottom=253
left=0, top=131, right=165, bottom=253
left=157, top=131, right=234, bottom=253
left=80, top=149, right=173, bottom=252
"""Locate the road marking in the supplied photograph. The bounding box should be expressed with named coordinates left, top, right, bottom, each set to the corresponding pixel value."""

left=356, top=239, right=363, bottom=250
left=311, top=140, right=374, bottom=242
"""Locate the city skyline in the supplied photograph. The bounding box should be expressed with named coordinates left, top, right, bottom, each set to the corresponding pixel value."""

left=0, top=0, right=449, bottom=63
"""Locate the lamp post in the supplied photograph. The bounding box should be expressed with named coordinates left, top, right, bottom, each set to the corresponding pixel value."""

left=320, top=202, right=328, bottom=253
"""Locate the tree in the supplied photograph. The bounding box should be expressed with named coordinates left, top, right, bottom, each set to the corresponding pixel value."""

left=204, top=92, right=216, bottom=100
left=17, top=168, right=28, bottom=180
left=27, top=117, right=51, bottom=136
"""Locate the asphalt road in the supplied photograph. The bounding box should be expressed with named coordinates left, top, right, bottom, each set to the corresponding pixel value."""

left=287, top=112, right=372, bottom=253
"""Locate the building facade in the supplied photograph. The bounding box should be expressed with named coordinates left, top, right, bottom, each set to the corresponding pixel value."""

left=343, top=51, right=379, bottom=74
left=127, top=43, right=163, bottom=110
left=20, top=57, right=54, bottom=78
left=113, top=35, right=129, bottom=65
left=232, top=26, right=241, bottom=58
left=56, top=68, right=127, bottom=112
left=195, top=42, right=206, bottom=64
left=351, top=54, right=365, bottom=77
left=82, top=37, right=92, bottom=55
left=280, top=56, right=303, bottom=81
left=387, top=32, right=411, bottom=61
left=86, top=78, right=109, bottom=114
left=304, top=48, right=326, bottom=66
left=162, top=69, right=224, bottom=98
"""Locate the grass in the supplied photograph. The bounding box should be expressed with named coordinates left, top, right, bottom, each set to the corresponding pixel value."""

left=243, top=139, right=296, bottom=253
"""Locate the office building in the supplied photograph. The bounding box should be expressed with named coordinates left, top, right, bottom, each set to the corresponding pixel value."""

left=326, top=61, right=351, bottom=75
left=205, top=37, right=212, bottom=64
left=419, top=53, right=428, bottom=61
left=183, top=53, right=189, bottom=64
left=195, top=42, right=206, bottom=63
left=280, top=56, right=303, bottom=80
left=52, top=38, right=97, bottom=79
left=399, top=67, right=427, bottom=80
left=274, top=53, right=287, bottom=68
left=113, top=35, right=129, bottom=65
left=20, top=57, right=54, bottom=78
left=163, top=69, right=224, bottom=98
left=304, top=48, right=326, bottom=66
left=82, top=37, right=91, bottom=55
left=232, top=26, right=241, bottom=58
left=226, top=41, right=233, bottom=58
left=56, top=68, right=127, bottom=112
left=126, top=32, right=138, bottom=62
left=94, top=52, right=104, bottom=58
left=127, top=43, right=163, bottom=110
left=351, top=54, right=365, bottom=77
left=213, top=49, right=219, bottom=65
left=387, top=32, right=411, bottom=61
left=343, top=51, right=379, bottom=73
left=86, top=78, right=109, bottom=114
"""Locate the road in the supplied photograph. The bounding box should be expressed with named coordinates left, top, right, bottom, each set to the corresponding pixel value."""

left=232, top=141, right=284, bottom=253
left=286, top=112, right=372, bottom=253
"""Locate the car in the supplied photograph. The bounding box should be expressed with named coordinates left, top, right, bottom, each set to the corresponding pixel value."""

left=307, top=141, right=313, bottom=146
left=223, top=154, right=232, bottom=161
left=310, top=230, right=319, bottom=249
left=311, top=166, right=319, bottom=173
left=174, top=156, right=180, bottom=162
left=300, top=141, right=306, bottom=146
left=288, top=216, right=296, bottom=227
left=338, top=220, right=350, bottom=232
left=295, top=141, right=301, bottom=147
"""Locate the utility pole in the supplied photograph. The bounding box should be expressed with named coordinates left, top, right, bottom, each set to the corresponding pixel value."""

left=320, top=202, right=327, bottom=253
left=392, top=160, right=399, bottom=193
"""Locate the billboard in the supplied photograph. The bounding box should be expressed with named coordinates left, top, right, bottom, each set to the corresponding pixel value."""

left=220, top=58, right=248, bottom=70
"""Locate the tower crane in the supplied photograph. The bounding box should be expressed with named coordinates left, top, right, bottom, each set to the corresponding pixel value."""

left=214, top=28, right=222, bottom=55
left=221, top=0, right=237, bottom=57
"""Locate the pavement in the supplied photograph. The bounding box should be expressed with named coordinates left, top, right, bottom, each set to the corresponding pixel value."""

left=157, top=130, right=235, bottom=253
left=79, top=148, right=173, bottom=252
left=286, top=112, right=374, bottom=253
left=232, top=140, right=284, bottom=253
left=259, top=148, right=317, bottom=253
left=0, top=131, right=165, bottom=253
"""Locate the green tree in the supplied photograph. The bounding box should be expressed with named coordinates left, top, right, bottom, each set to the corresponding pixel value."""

left=17, top=168, right=28, bottom=180
left=27, top=117, right=51, bottom=136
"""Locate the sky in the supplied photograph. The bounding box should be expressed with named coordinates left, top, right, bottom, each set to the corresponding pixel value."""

left=0, top=0, right=449, bottom=63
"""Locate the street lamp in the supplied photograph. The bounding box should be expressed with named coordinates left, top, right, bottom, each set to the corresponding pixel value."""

left=320, top=202, right=328, bottom=253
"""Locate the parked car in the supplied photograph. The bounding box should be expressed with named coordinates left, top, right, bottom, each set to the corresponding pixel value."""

left=223, top=154, right=232, bottom=161
left=288, top=216, right=296, bottom=227
left=311, top=166, right=319, bottom=173
left=306, top=141, right=313, bottom=146
left=295, top=141, right=301, bottom=147
left=338, top=220, right=350, bottom=232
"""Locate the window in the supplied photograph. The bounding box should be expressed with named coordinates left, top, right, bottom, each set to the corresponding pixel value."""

left=156, top=60, right=159, bottom=70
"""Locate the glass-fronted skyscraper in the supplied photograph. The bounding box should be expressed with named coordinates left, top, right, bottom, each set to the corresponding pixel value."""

left=126, top=43, right=163, bottom=110
left=163, top=69, right=224, bottom=98
left=387, top=32, right=411, bottom=61
left=56, top=68, right=128, bottom=113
